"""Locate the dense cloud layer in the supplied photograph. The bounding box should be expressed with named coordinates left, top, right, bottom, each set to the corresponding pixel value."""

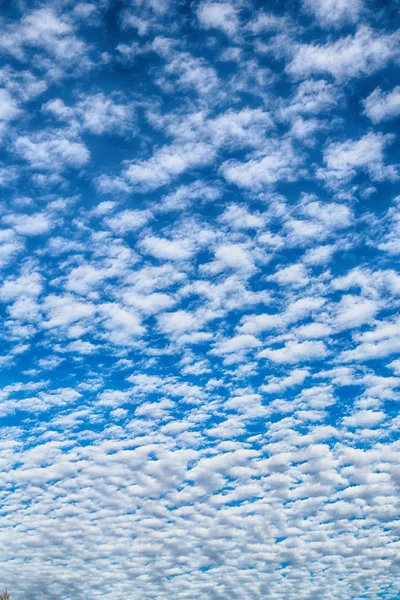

left=0, top=1, right=399, bottom=599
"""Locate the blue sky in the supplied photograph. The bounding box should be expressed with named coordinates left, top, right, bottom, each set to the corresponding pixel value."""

left=0, top=1, right=400, bottom=599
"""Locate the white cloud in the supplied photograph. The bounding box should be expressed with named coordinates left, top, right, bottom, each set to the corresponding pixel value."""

left=65, top=264, right=107, bottom=295
left=334, top=295, right=378, bottom=330
left=44, top=294, right=95, bottom=328
left=0, top=229, right=24, bottom=268
left=65, top=339, right=98, bottom=354
left=219, top=205, right=264, bottom=230
left=200, top=246, right=257, bottom=277
left=287, top=27, right=400, bottom=80
left=208, top=108, right=274, bottom=149
left=240, top=297, right=325, bottom=335
left=0, top=8, right=90, bottom=75
left=221, top=142, right=303, bottom=190
left=239, top=312, right=278, bottom=334
left=296, top=322, right=332, bottom=339
left=271, top=263, right=309, bottom=287
left=280, top=79, right=340, bottom=119
left=259, top=340, right=328, bottom=363
left=140, top=236, right=193, bottom=261
left=213, top=334, right=261, bottom=355
left=302, top=0, right=364, bottom=28
left=318, top=132, right=398, bottom=187
left=0, top=273, right=42, bottom=301
left=0, top=88, right=21, bottom=129
left=363, top=86, right=400, bottom=123
left=262, top=368, right=310, bottom=393
left=1, top=4, right=400, bottom=599
left=43, top=93, right=135, bottom=135
left=304, top=244, right=336, bottom=265
left=3, top=212, right=53, bottom=236
left=14, top=133, right=90, bottom=170
left=197, top=2, right=239, bottom=36
left=122, top=291, right=175, bottom=315
left=100, top=303, right=145, bottom=344
left=343, top=410, right=385, bottom=428
left=247, top=11, right=290, bottom=34
left=214, top=244, right=255, bottom=272
left=125, top=142, right=214, bottom=191
left=104, top=210, right=150, bottom=235
left=157, top=310, right=198, bottom=335
left=151, top=41, right=220, bottom=97
left=340, top=318, right=400, bottom=362
left=301, top=198, right=353, bottom=229
left=159, top=181, right=221, bottom=212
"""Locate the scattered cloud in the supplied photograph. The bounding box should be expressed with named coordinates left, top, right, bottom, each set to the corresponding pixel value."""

left=0, top=2, right=398, bottom=600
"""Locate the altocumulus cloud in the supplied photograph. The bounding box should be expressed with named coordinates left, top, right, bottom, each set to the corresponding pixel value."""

left=0, top=1, right=399, bottom=600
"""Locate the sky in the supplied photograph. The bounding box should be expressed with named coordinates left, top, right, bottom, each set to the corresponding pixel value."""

left=0, top=0, right=399, bottom=598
